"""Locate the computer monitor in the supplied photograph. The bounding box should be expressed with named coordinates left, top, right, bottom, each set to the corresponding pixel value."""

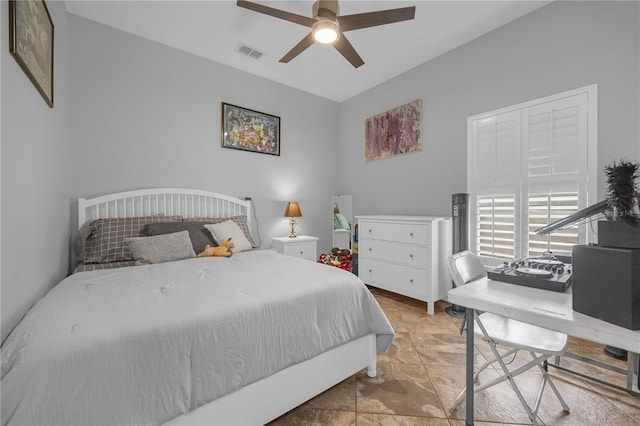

left=535, top=200, right=609, bottom=236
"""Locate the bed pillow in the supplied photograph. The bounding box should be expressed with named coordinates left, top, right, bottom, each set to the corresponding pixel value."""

left=74, top=220, right=95, bottom=263
left=144, top=222, right=215, bottom=255
left=84, top=215, right=183, bottom=263
left=126, top=231, right=196, bottom=265
left=334, top=213, right=350, bottom=230
left=186, top=215, right=258, bottom=248
left=75, top=261, right=137, bottom=273
left=205, top=221, right=253, bottom=253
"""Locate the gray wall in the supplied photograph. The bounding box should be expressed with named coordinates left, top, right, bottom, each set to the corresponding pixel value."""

left=68, top=16, right=340, bottom=253
left=339, top=1, right=640, bottom=218
left=1, top=0, right=72, bottom=342
left=1, top=9, right=340, bottom=343
left=1, top=0, right=638, bottom=343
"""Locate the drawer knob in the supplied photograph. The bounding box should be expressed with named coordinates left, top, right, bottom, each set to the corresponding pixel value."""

left=300, top=251, right=304, bottom=255
left=368, top=269, right=372, bottom=273
left=368, top=229, right=372, bottom=233
left=368, top=247, right=372, bottom=252
left=409, top=254, right=414, bottom=259
left=409, top=278, right=414, bottom=283
left=409, top=232, right=414, bottom=237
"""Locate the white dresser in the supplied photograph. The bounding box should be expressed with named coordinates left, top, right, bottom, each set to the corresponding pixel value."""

left=356, top=215, right=452, bottom=315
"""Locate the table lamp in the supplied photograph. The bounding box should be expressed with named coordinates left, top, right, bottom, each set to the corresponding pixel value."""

left=284, top=201, right=302, bottom=238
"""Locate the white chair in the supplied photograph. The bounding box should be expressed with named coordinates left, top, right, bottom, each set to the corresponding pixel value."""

left=447, top=251, right=570, bottom=425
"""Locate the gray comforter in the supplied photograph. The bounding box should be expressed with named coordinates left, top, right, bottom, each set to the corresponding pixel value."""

left=1, top=250, right=393, bottom=425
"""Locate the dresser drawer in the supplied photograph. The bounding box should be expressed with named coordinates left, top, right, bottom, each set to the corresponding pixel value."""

left=359, top=221, right=430, bottom=245
left=283, top=241, right=316, bottom=261
left=358, top=258, right=429, bottom=300
left=359, top=239, right=430, bottom=267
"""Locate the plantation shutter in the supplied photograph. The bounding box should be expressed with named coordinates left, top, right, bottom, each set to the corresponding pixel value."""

left=473, top=111, right=520, bottom=195
left=477, top=194, right=516, bottom=259
left=524, top=94, right=587, bottom=193
left=522, top=93, right=588, bottom=256
left=468, top=86, right=595, bottom=262
left=528, top=193, right=579, bottom=257
left=471, top=111, right=520, bottom=259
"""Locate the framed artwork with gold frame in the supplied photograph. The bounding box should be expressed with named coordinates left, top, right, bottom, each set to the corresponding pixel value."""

left=9, top=0, right=54, bottom=108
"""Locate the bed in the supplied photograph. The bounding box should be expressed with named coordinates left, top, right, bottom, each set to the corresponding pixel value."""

left=0, top=188, right=394, bottom=426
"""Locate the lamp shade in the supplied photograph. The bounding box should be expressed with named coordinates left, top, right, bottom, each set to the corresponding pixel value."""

left=284, top=201, right=302, bottom=218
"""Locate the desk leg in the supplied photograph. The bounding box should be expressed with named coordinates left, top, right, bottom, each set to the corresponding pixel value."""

left=628, top=351, right=639, bottom=392
left=465, top=307, right=474, bottom=426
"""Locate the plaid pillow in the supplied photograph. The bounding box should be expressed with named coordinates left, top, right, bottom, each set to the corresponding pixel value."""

left=84, top=216, right=183, bottom=263
left=75, top=261, right=137, bottom=273
left=185, top=215, right=257, bottom=248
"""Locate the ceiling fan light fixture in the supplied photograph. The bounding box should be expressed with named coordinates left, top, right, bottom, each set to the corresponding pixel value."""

left=237, top=0, right=416, bottom=68
left=313, top=19, right=339, bottom=44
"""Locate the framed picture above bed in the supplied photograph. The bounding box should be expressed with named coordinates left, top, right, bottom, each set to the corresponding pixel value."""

left=221, top=102, right=280, bottom=156
left=9, top=0, right=54, bottom=108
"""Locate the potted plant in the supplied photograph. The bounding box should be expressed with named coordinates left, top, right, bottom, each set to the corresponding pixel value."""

left=604, top=159, right=640, bottom=225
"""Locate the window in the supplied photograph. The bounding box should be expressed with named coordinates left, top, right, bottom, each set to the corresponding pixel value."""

left=477, top=194, right=515, bottom=259
left=527, top=192, right=579, bottom=257
left=468, top=85, right=597, bottom=262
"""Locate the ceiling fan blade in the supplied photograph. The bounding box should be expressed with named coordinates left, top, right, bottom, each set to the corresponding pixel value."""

left=338, top=6, right=416, bottom=32
left=279, top=33, right=316, bottom=63
left=333, top=34, right=364, bottom=68
left=237, top=1, right=314, bottom=27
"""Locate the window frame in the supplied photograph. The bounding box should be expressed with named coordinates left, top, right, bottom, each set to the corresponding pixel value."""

left=467, top=85, right=598, bottom=266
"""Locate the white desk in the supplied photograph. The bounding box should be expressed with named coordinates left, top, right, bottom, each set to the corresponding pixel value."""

left=448, top=278, right=640, bottom=426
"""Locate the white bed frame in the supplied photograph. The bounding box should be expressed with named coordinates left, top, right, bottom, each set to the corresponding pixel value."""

left=78, top=188, right=253, bottom=231
left=78, top=188, right=378, bottom=425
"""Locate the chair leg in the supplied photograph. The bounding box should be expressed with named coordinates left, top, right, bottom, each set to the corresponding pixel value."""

left=533, top=355, right=570, bottom=412
left=452, top=387, right=466, bottom=408
left=473, top=314, right=569, bottom=424
left=459, top=316, right=467, bottom=335
left=453, top=312, right=570, bottom=423
left=474, top=347, right=519, bottom=381
left=492, top=345, right=541, bottom=425
left=451, top=344, right=519, bottom=408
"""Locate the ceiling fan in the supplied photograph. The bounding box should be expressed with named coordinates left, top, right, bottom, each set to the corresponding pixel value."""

left=236, top=0, right=416, bottom=68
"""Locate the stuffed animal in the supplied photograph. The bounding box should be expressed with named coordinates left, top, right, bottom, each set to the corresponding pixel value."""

left=197, top=238, right=233, bottom=257
left=318, top=247, right=353, bottom=271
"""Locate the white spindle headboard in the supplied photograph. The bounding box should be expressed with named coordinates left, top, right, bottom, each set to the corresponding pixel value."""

left=78, top=188, right=252, bottom=232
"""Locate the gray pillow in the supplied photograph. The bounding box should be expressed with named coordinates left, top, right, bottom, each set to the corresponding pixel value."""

left=126, top=231, right=196, bottom=265
left=144, top=221, right=215, bottom=255
left=185, top=215, right=258, bottom=248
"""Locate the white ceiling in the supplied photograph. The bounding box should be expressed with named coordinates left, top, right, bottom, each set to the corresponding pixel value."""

left=64, top=0, right=552, bottom=102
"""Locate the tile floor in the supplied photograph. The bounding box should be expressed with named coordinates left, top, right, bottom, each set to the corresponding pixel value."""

left=269, top=287, right=640, bottom=425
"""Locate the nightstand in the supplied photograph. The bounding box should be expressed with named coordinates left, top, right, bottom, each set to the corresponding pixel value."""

left=271, top=236, right=318, bottom=261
